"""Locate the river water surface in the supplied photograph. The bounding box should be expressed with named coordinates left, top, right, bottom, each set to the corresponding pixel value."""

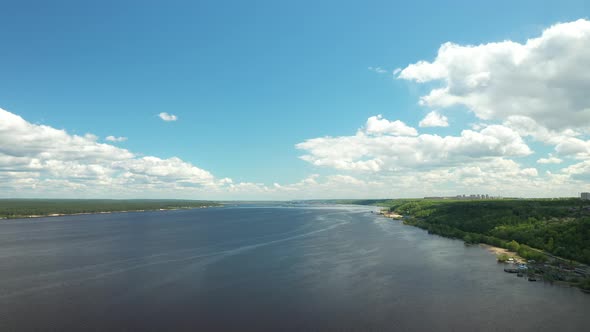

left=0, top=204, right=588, bottom=331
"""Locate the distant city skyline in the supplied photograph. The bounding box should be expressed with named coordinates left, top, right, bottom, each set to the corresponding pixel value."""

left=1, top=1, right=589, bottom=199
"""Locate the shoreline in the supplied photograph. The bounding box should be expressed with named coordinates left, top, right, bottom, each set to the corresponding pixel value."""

left=373, top=206, right=590, bottom=293
left=378, top=211, right=526, bottom=263
left=1, top=205, right=219, bottom=221
left=480, top=243, right=526, bottom=263
left=379, top=210, right=403, bottom=219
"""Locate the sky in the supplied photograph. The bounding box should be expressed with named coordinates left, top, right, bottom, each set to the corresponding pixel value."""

left=1, top=0, right=590, bottom=199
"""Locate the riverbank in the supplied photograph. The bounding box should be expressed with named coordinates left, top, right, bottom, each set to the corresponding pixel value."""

left=366, top=199, right=590, bottom=292
left=380, top=211, right=529, bottom=265
left=379, top=210, right=403, bottom=219
left=481, top=243, right=526, bottom=263
left=0, top=199, right=221, bottom=220
left=2, top=206, right=219, bottom=221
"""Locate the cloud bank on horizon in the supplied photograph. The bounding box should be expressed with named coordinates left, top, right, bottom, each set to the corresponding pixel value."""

left=2, top=19, right=590, bottom=199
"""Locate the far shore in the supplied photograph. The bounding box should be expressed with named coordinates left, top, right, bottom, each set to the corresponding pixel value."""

left=1, top=205, right=218, bottom=221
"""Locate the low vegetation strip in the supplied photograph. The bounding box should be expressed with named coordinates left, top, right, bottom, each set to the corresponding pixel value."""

left=0, top=199, right=220, bottom=219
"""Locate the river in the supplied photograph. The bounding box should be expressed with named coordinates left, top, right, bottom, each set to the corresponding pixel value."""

left=0, top=204, right=588, bottom=331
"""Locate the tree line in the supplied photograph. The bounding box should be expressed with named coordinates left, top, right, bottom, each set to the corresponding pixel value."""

left=382, top=199, right=590, bottom=264
left=0, top=199, right=219, bottom=219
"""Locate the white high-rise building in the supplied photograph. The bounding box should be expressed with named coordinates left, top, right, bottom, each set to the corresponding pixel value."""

left=581, top=192, right=590, bottom=200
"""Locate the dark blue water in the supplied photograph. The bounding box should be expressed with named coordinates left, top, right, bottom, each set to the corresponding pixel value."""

left=0, top=205, right=589, bottom=331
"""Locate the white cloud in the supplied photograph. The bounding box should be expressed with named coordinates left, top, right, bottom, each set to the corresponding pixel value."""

left=388, top=18, right=590, bottom=197
left=502, top=115, right=580, bottom=145
left=105, top=135, right=127, bottom=142
left=114, top=156, right=215, bottom=184
left=296, top=19, right=590, bottom=198
left=537, top=156, right=563, bottom=164
left=554, top=137, right=590, bottom=159
left=520, top=168, right=538, bottom=177
left=4, top=21, right=590, bottom=199
left=419, top=111, right=449, bottom=127
left=560, top=160, right=590, bottom=181
left=365, top=115, right=418, bottom=136
left=268, top=159, right=547, bottom=199
left=0, top=105, right=582, bottom=199
left=0, top=108, right=407, bottom=199
left=0, top=109, right=134, bottom=162
left=398, top=19, right=590, bottom=132
left=297, top=115, right=531, bottom=172
left=399, top=60, right=447, bottom=83
left=368, top=66, right=388, bottom=74
left=0, top=108, right=219, bottom=197
left=158, top=112, right=178, bottom=122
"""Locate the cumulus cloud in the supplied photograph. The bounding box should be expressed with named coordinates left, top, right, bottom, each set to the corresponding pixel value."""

left=0, top=105, right=584, bottom=199
left=502, top=115, right=580, bottom=145
left=365, top=115, right=418, bottom=136
left=105, top=135, right=127, bottom=142
left=537, top=156, right=563, bottom=164
left=383, top=18, right=590, bottom=197
left=0, top=108, right=218, bottom=197
left=4, top=20, right=590, bottom=199
left=0, top=108, right=403, bottom=199
left=419, top=111, right=449, bottom=128
left=287, top=19, right=590, bottom=198
left=398, top=19, right=590, bottom=132
left=158, top=112, right=178, bottom=122
left=554, top=137, right=590, bottom=159
left=560, top=160, right=590, bottom=181
left=297, top=115, right=531, bottom=172
left=0, top=110, right=134, bottom=162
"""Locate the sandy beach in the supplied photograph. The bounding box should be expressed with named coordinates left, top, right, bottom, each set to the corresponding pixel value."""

left=480, top=243, right=525, bottom=263
left=380, top=211, right=403, bottom=219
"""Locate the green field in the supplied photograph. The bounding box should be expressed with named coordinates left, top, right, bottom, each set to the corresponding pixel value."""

left=0, top=199, right=220, bottom=219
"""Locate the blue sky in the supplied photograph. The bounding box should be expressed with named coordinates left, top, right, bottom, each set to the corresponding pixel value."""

left=1, top=1, right=589, bottom=199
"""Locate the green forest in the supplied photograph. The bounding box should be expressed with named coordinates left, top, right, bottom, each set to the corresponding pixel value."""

left=0, top=199, right=220, bottom=219
left=375, top=198, right=590, bottom=264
